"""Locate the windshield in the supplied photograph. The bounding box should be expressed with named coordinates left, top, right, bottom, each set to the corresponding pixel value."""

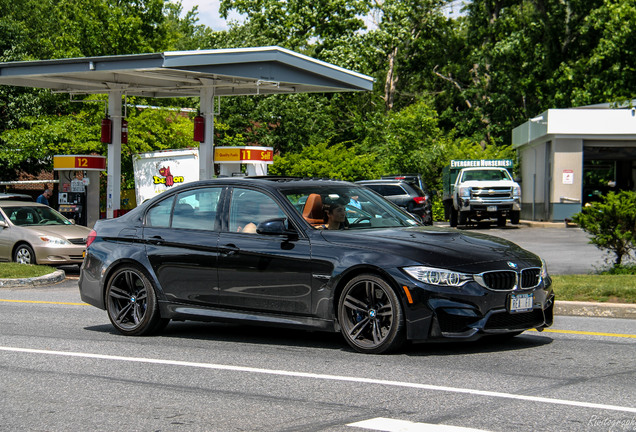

left=4, top=206, right=72, bottom=226
left=281, top=184, right=421, bottom=230
left=460, top=169, right=512, bottom=182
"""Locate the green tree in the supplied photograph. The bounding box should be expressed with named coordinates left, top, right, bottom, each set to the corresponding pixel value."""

left=269, top=141, right=382, bottom=181
left=572, top=191, right=636, bottom=267
left=218, top=0, right=368, bottom=55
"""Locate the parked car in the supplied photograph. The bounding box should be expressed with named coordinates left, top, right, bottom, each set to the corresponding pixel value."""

left=356, top=178, right=433, bottom=224
left=0, top=201, right=91, bottom=265
left=0, top=193, right=33, bottom=201
left=79, top=178, right=553, bottom=354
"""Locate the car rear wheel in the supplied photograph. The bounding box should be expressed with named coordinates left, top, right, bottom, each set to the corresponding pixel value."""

left=105, top=265, right=168, bottom=336
left=338, top=274, right=405, bottom=354
left=14, top=244, right=36, bottom=265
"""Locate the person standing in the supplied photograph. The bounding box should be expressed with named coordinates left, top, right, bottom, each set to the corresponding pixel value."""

left=37, top=189, right=52, bottom=206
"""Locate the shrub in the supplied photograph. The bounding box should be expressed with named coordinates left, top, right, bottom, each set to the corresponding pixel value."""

left=572, top=191, right=636, bottom=267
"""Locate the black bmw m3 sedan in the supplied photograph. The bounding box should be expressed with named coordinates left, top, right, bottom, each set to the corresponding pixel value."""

left=79, top=177, right=554, bottom=354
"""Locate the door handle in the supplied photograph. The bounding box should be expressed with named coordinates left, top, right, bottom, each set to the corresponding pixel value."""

left=220, top=244, right=240, bottom=256
left=147, top=235, right=164, bottom=245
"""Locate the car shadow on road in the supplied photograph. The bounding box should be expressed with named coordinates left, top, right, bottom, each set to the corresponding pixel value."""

left=85, top=321, right=553, bottom=356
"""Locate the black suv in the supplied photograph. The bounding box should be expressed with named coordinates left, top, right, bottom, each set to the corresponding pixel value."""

left=356, top=177, right=433, bottom=224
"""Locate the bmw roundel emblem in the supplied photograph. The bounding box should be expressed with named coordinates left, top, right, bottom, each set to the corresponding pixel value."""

left=507, top=261, right=518, bottom=269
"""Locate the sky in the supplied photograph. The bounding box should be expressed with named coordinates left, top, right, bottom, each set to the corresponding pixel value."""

left=176, top=0, right=242, bottom=30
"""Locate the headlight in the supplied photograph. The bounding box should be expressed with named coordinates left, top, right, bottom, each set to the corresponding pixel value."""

left=541, top=258, right=549, bottom=279
left=39, top=235, right=71, bottom=246
left=403, top=266, right=472, bottom=287
left=513, top=185, right=521, bottom=198
left=459, top=186, right=470, bottom=198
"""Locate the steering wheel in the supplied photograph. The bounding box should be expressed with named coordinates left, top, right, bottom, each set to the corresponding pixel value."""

left=350, top=216, right=371, bottom=225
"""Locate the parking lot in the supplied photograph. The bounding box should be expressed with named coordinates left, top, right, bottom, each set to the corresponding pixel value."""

left=434, top=222, right=617, bottom=275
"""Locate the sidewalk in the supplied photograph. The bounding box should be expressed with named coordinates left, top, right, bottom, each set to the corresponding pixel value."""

left=0, top=270, right=634, bottom=319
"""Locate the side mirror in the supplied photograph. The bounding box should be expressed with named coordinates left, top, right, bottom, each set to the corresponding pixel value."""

left=514, top=177, right=522, bottom=183
left=0, top=221, right=7, bottom=229
left=256, top=218, right=298, bottom=239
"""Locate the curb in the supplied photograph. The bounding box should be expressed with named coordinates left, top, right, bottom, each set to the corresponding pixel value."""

left=555, top=300, right=636, bottom=319
left=0, top=270, right=66, bottom=288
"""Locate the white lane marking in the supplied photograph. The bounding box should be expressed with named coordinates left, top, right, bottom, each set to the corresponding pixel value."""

left=348, top=417, right=489, bottom=431
left=1, top=345, right=635, bottom=414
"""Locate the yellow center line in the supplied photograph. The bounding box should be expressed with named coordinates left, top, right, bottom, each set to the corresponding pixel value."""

left=0, top=299, right=88, bottom=306
left=530, top=328, right=636, bottom=339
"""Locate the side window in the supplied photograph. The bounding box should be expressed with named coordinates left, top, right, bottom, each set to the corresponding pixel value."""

left=366, top=185, right=384, bottom=195
left=146, top=196, right=173, bottom=228
left=229, top=188, right=286, bottom=233
left=172, top=188, right=221, bottom=231
left=383, top=185, right=407, bottom=196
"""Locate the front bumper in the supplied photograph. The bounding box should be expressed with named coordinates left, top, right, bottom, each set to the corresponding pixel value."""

left=391, top=269, right=554, bottom=342
left=459, top=198, right=521, bottom=213
left=34, top=244, right=86, bottom=265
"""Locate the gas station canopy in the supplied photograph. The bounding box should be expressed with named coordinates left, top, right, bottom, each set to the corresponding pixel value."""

left=0, top=46, right=374, bottom=218
left=0, top=46, right=373, bottom=97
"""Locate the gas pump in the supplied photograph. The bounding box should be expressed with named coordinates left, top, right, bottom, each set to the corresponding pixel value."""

left=53, top=155, right=106, bottom=228
left=58, top=174, right=87, bottom=226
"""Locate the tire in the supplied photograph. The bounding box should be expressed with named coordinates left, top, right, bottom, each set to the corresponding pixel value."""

left=510, top=211, right=520, bottom=225
left=337, top=274, right=405, bottom=354
left=105, top=265, right=168, bottom=336
left=449, top=207, right=458, bottom=227
left=497, top=215, right=507, bottom=227
left=458, top=211, right=468, bottom=226
left=14, top=244, right=36, bottom=264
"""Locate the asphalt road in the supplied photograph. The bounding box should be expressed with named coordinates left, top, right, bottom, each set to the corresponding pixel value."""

left=452, top=224, right=618, bottom=275
left=1, top=280, right=634, bottom=432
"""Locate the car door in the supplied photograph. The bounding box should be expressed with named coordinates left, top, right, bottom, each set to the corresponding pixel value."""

left=217, top=187, right=313, bottom=315
left=0, top=210, right=14, bottom=261
left=142, top=186, right=222, bottom=306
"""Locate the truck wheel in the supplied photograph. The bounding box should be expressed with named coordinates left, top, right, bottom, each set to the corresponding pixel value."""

left=458, top=211, right=468, bottom=226
left=450, top=207, right=458, bottom=227
left=497, top=215, right=507, bottom=227
left=511, top=211, right=520, bottom=225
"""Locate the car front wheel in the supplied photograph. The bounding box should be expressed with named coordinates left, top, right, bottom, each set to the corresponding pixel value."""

left=338, top=274, right=405, bottom=354
left=105, top=265, right=168, bottom=336
left=14, top=244, right=36, bottom=264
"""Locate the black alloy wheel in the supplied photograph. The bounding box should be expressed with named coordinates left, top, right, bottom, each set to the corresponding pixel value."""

left=105, top=265, right=168, bottom=336
left=338, top=274, right=405, bottom=354
left=14, top=244, right=36, bottom=264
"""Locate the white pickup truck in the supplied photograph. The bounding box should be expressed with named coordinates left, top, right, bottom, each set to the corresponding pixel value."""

left=443, top=162, right=521, bottom=227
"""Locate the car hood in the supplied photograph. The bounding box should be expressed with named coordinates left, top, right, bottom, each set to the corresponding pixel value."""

left=21, top=224, right=92, bottom=240
left=460, top=180, right=518, bottom=187
left=320, top=226, right=540, bottom=272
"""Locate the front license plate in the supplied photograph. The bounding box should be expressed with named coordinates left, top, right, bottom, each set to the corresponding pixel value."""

left=510, top=293, right=533, bottom=312
left=487, top=205, right=497, bottom=212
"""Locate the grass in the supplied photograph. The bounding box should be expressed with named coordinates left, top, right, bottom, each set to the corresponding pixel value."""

left=551, top=274, right=636, bottom=304
left=0, top=263, right=58, bottom=279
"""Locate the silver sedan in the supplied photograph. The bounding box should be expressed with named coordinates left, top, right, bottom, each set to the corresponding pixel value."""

left=0, top=201, right=92, bottom=265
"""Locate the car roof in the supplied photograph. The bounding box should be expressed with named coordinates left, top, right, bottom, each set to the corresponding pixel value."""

left=356, top=179, right=410, bottom=184
left=0, top=200, right=47, bottom=207
left=0, top=193, right=33, bottom=201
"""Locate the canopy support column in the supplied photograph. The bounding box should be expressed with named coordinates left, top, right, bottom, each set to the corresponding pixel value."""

left=199, top=86, right=215, bottom=180
left=106, top=90, right=123, bottom=219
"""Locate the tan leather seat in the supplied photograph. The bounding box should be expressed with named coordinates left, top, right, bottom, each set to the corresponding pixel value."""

left=302, top=194, right=324, bottom=225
